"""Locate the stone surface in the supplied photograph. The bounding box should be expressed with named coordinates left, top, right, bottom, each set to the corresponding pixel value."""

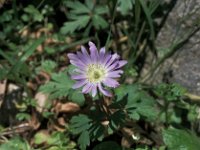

left=155, top=0, right=200, bottom=94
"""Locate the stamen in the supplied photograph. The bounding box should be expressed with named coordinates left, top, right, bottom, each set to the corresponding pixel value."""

left=86, top=64, right=107, bottom=83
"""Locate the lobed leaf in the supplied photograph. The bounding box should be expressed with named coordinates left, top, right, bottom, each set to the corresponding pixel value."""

left=39, top=72, right=73, bottom=99
left=78, top=131, right=90, bottom=150
left=163, top=128, right=200, bottom=150
left=60, top=15, right=90, bottom=34
left=114, top=84, right=158, bottom=121
left=117, top=0, right=134, bottom=15
left=64, top=1, right=90, bottom=14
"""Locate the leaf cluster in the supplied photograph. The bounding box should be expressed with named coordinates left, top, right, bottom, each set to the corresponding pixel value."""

left=60, top=0, right=109, bottom=35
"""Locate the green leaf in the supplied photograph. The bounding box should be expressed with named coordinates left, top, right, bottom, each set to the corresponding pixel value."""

left=39, top=72, right=73, bottom=99
left=40, top=60, right=57, bottom=74
left=10, top=37, right=45, bottom=75
left=0, top=137, right=31, bottom=150
left=93, top=141, right=121, bottom=150
left=114, top=84, right=158, bottom=120
left=92, top=15, right=108, bottom=30
left=78, top=131, right=90, bottom=150
left=109, top=110, right=126, bottom=130
left=89, top=123, right=105, bottom=141
left=153, top=83, right=186, bottom=101
left=34, top=132, right=49, bottom=145
left=47, top=132, right=70, bottom=147
left=128, top=111, right=140, bottom=120
left=149, top=0, right=162, bottom=14
left=94, top=6, right=109, bottom=15
left=21, top=37, right=46, bottom=62
left=85, top=0, right=94, bottom=10
left=34, top=131, right=76, bottom=150
left=24, top=5, right=44, bottom=22
left=114, top=84, right=140, bottom=101
left=70, top=114, right=92, bottom=135
left=138, top=0, right=155, bottom=40
left=64, top=1, right=90, bottom=14
left=0, top=49, right=14, bottom=65
left=118, top=0, right=134, bottom=15
left=60, top=15, right=90, bottom=34
left=0, top=66, right=9, bottom=80
left=163, top=128, right=200, bottom=150
left=70, top=114, right=92, bottom=150
left=69, top=90, right=85, bottom=106
left=16, top=113, right=31, bottom=121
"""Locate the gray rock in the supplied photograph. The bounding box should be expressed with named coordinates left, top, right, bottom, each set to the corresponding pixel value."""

left=155, top=0, right=200, bottom=94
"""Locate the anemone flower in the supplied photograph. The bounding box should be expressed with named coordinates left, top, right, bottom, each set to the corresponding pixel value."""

left=67, top=41, right=127, bottom=97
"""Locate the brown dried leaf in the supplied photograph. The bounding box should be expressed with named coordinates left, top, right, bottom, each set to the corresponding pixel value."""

left=29, top=110, right=41, bottom=130
left=0, top=80, right=6, bottom=107
left=34, top=92, right=49, bottom=113
left=49, top=117, right=66, bottom=132
left=54, top=102, right=80, bottom=114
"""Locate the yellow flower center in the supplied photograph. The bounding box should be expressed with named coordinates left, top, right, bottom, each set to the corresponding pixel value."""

left=86, top=64, right=107, bottom=83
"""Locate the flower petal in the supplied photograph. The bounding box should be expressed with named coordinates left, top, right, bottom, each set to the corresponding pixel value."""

left=89, top=41, right=99, bottom=63
left=81, top=46, right=91, bottom=63
left=103, top=78, right=119, bottom=88
left=97, top=83, right=112, bottom=97
left=82, top=83, right=92, bottom=93
left=67, top=53, right=79, bottom=61
left=116, top=60, right=127, bottom=69
left=72, top=80, right=87, bottom=89
left=71, top=74, right=86, bottom=80
left=73, top=68, right=85, bottom=73
left=76, top=51, right=88, bottom=65
left=91, top=84, right=97, bottom=97
left=106, top=61, right=119, bottom=71
left=105, top=53, right=119, bottom=68
left=99, top=47, right=106, bottom=63
left=107, top=70, right=123, bottom=78
left=102, top=53, right=112, bottom=66
left=70, top=60, right=86, bottom=68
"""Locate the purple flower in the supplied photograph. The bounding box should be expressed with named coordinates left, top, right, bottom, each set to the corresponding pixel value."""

left=67, top=41, right=127, bottom=97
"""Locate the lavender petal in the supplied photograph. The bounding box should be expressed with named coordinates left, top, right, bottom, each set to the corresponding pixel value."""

left=71, top=74, right=86, bottom=80
left=106, top=61, right=119, bottom=71
left=70, top=60, right=86, bottom=68
left=91, top=84, right=97, bottom=97
left=97, top=83, right=112, bottom=97
left=67, top=53, right=79, bottom=61
left=103, top=78, right=119, bottom=88
left=89, top=41, right=99, bottom=63
left=116, top=60, right=127, bottom=69
left=72, top=80, right=87, bottom=89
left=107, top=70, right=123, bottom=78
left=81, top=46, right=91, bottom=63
left=99, top=47, right=106, bottom=63
left=105, top=53, right=119, bottom=68
left=82, top=83, right=92, bottom=93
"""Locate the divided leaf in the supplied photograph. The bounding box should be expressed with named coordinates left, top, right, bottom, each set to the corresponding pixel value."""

left=163, top=128, right=200, bottom=150
left=63, top=1, right=90, bottom=14
left=70, top=114, right=92, bottom=150
left=118, top=0, right=134, bottom=15
left=60, top=15, right=90, bottom=34
left=39, top=72, right=73, bottom=99
left=78, top=131, right=90, bottom=150
left=68, top=90, right=85, bottom=106
left=61, top=0, right=108, bottom=35
left=70, top=114, right=92, bottom=135
left=153, top=83, right=186, bottom=101
left=114, top=84, right=158, bottom=121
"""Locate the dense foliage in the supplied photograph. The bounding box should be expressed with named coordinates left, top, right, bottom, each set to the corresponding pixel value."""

left=0, top=0, right=200, bottom=150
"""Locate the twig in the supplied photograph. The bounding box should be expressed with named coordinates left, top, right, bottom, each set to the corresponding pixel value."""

left=184, top=93, right=200, bottom=101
